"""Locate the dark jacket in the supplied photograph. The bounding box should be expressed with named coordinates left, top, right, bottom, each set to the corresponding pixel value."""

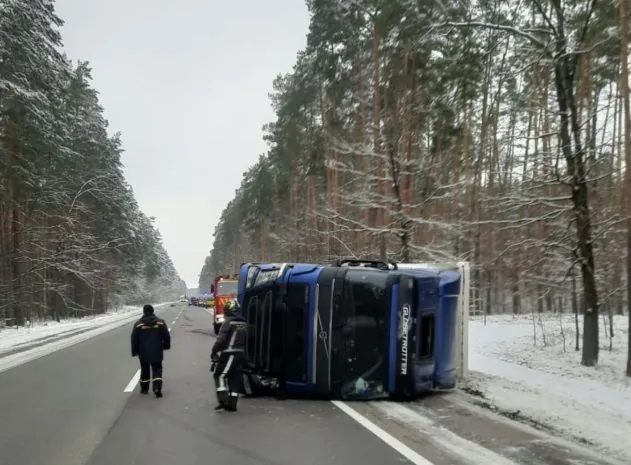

left=131, top=314, right=171, bottom=362
left=211, top=314, right=247, bottom=359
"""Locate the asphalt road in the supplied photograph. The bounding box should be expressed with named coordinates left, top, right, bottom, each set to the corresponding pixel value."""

left=0, top=304, right=623, bottom=465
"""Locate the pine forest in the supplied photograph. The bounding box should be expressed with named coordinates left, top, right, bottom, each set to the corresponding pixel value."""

left=0, top=1, right=185, bottom=326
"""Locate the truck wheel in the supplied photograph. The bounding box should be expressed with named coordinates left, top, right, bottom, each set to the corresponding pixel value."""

left=213, top=323, right=221, bottom=335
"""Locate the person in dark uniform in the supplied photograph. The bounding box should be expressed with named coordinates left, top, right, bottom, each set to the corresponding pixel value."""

left=210, top=299, right=247, bottom=411
left=131, top=304, right=171, bottom=397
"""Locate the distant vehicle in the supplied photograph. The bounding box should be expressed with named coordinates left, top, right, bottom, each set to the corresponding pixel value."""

left=237, top=260, right=470, bottom=401
left=197, top=293, right=213, bottom=309
left=211, top=274, right=238, bottom=334
left=179, top=296, right=187, bottom=303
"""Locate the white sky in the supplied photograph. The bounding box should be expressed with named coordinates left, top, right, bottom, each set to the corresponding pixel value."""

left=55, top=0, right=310, bottom=289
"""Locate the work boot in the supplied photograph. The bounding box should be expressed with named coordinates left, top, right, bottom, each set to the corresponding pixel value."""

left=154, top=390, right=163, bottom=398
left=139, top=381, right=150, bottom=394
left=216, top=390, right=229, bottom=408
left=225, top=395, right=238, bottom=412
left=152, top=379, right=163, bottom=394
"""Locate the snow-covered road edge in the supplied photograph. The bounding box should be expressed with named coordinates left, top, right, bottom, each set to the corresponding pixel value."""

left=467, top=313, right=631, bottom=462
left=0, top=302, right=177, bottom=374
left=460, top=371, right=631, bottom=462
left=2, top=326, right=98, bottom=355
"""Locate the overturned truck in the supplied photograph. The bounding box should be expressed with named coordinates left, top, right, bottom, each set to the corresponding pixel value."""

left=237, top=259, right=470, bottom=401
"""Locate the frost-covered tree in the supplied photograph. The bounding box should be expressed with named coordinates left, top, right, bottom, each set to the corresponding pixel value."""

left=0, top=1, right=184, bottom=324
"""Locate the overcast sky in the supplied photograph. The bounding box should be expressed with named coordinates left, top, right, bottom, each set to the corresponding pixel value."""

left=55, top=0, right=310, bottom=289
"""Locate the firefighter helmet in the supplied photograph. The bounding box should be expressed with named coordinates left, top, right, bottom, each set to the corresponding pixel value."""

left=224, top=299, right=240, bottom=317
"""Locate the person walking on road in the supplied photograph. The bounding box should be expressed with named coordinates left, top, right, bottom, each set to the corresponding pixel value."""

left=210, top=299, right=247, bottom=412
left=131, top=304, right=171, bottom=398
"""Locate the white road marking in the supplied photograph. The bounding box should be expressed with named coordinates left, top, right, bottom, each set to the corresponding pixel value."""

left=124, top=369, right=141, bottom=392
left=331, top=400, right=435, bottom=465
left=372, top=401, right=519, bottom=465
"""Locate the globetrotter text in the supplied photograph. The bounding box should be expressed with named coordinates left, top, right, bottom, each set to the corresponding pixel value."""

left=400, top=304, right=410, bottom=375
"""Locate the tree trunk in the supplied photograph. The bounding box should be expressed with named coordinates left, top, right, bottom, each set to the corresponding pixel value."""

left=553, top=54, right=599, bottom=365
left=547, top=2, right=600, bottom=366
left=618, top=0, right=631, bottom=376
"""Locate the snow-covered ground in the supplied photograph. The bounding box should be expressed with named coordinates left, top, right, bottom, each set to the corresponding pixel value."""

left=0, top=302, right=174, bottom=355
left=467, top=312, right=631, bottom=461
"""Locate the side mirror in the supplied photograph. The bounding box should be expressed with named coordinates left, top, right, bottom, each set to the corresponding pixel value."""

left=210, top=284, right=215, bottom=294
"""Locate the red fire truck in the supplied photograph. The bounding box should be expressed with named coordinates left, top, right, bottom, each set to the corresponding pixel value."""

left=211, top=274, right=239, bottom=334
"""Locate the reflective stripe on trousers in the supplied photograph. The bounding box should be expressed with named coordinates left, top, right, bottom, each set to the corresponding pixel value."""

left=216, top=355, right=234, bottom=392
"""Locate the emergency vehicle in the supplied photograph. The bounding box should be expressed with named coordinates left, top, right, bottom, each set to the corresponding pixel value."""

left=211, top=274, right=239, bottom=334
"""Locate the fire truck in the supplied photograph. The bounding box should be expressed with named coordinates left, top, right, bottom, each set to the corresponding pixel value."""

left=211, top=274, right=239, bottom=334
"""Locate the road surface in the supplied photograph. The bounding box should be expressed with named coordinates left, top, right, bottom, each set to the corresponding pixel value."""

left=0, top=304, right=622, bottom=465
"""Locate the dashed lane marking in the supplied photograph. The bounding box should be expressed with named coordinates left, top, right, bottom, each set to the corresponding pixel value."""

left=123, top=369, right=141, bottom=393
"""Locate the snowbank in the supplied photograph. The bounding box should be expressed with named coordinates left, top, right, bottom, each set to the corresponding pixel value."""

left=0, top=302, right=175, bottom=355
left=467, top=313, right=631, bottom=461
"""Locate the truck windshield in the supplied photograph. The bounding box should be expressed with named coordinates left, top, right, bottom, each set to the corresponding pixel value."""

left=217, top=281, right=238, bottom=295
left=338, top=269, right=389, bottom=400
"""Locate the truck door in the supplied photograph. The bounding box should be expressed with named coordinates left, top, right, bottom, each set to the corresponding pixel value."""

left=414, top=276, right=438, bottom=392
left=283, top=282, right=309, bottom=385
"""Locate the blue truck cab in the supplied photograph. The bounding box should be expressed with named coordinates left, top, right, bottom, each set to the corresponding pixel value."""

left=237, top=259, right=464, bottom=400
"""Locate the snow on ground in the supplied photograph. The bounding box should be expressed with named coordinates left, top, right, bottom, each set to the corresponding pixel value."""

left=467, top=312, right=631, bottom=461
left=0, top=302, right=174, bottom=354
